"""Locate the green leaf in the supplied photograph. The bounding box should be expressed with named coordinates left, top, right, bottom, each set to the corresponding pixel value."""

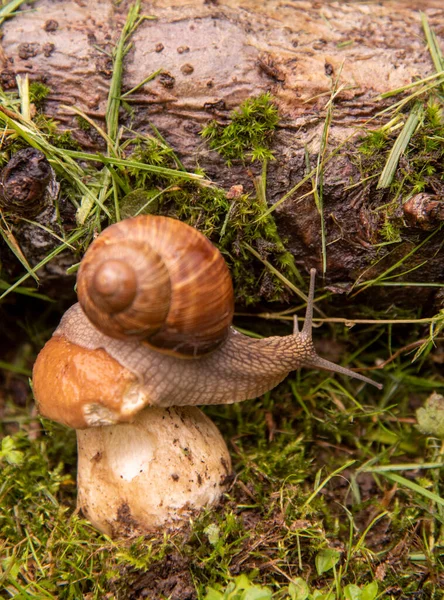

left=243, top=588, right=272, bottom=600
left=377, top=472, right=444, bottom=508
left=232, top=574, right=251, bottom=591
left=310, top=591, right=335, bottom=600
left=0, top=436, right=24, bottom=466
left=204, top=589, right=224, bottom=600
left=288, top=578, right=310, bottom=600
left=315, top=549, right=341, bottom=575
left=343, top=584, right=362, bottom=600
left=361, top=581, right=378, bottom=600
left=1, top=556, right=20, bottom=579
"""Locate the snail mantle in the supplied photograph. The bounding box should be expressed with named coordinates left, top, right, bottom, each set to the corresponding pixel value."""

left=32, top=215, right=381, bottom=536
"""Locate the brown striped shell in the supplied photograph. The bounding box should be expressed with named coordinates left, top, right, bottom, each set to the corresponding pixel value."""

left=77, top=216, right=235, bottom=356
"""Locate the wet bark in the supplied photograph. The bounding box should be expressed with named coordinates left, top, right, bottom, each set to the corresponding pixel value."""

left=0, top=0, right=443, bottom=310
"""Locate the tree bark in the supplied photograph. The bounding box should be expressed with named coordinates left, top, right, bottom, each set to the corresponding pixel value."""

left=1, top=0, right=443, bottom=310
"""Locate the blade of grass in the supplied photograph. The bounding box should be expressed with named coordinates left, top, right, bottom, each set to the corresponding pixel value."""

left=18, top=218, right=76, bottom=250
left=0, top=0, right=33, bottom=25
left=148, top=123, right=187, bottom=171
left=311, top=74, right=345, bottom=274
left=375, top=78, right=443, bottom=118
left=237, top=312, right=436, bottom=326
left=16, top=74, right=30, bottom=122
left=0, top=361, right=32, bottom=376
left=244, top=243, right=308, bottom=304
left=377, top=102, right=423, bottom=189
left=0, top=214, right=39, bottom=283
left=354, top=260, right=429, bottom=289
left=421, top=13, right=444, bottom=74
left=0, top=229, right=83, bottom=299
left=351, top=224, right=442, bottom=296
left=377, top=472, right=444, bottom=508
left=368, top=282, right=444, bottom=288
left=134, top=184, right=175, bottom=216
left=75, top=2, right=149, bottom=224
left=0, top=280, right=53, bottom=300
left=362, top=463, right=444, bottom=472
left=253, top=161, right=304, bottom=286
left=121, top=69, right=161, bottom=98
left=376, top=69, right=444, bottom=100
left=106, top=1, right=155, bottom=144
left=302, top=460, right=356, bottom=510
left=61, top=105, right=115, bottom=150
left=0, top=109, right=109, bottom=215
left=63, top=150, right=205, bottom=182
left=351, top=511, right=389, bottom=557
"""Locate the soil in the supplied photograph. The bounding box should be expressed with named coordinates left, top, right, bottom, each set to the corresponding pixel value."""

left=111, top=552, right=195, bottom=600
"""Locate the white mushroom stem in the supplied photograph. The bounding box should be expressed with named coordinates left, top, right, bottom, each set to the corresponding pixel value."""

left=76, top=406, right=231, bottom=536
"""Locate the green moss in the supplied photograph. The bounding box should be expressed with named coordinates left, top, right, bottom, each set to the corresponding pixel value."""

left=30, top=114, right=82, bottom=150
left=1, top=10, right=444, bottom=598
left=126, top=137, right=180, bottom=184
left=76, top=115, right=92, bottom=131
left=169, top=184, right=297, bottom=304
left=380, top=215, right=402, bottom=243
left=29, top=81, right=50, bottom=109
left=201, top=93, right=279, bottom=165
left=359, top=129, right=389, bottom=156
left=1, top=351, right=443, bottom=598
left=51, top=129, right=82, bottom=150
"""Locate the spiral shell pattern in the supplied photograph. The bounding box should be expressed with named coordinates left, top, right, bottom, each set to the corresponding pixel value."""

left=77, top=216, right=235, bottom=356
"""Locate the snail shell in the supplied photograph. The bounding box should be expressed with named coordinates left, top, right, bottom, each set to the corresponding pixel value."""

left=77, top=216, right=235, bottom=356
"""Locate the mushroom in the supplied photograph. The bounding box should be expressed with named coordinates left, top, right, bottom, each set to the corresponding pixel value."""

left=33, top=331, right=231, bottom=536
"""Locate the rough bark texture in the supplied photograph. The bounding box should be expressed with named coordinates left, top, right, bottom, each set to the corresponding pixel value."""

left=1, top=0, right=443, bottom=310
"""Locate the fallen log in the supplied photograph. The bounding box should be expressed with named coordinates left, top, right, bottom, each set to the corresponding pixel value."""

left=0, top=0, right=443, bottom=311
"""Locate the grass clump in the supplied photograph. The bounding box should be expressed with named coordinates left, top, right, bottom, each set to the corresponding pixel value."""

left=357, top=98, right=444, bottom=199
left=201, top=93, right=279, bottom=165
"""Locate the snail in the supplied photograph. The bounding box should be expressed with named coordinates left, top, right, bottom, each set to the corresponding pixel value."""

left=73, top=215, right=380, bottom=411
left=32, top=215, right=381, bottom=536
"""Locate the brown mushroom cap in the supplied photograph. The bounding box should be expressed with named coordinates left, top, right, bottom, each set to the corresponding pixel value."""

left=32, top=334, right=150, bottom=429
